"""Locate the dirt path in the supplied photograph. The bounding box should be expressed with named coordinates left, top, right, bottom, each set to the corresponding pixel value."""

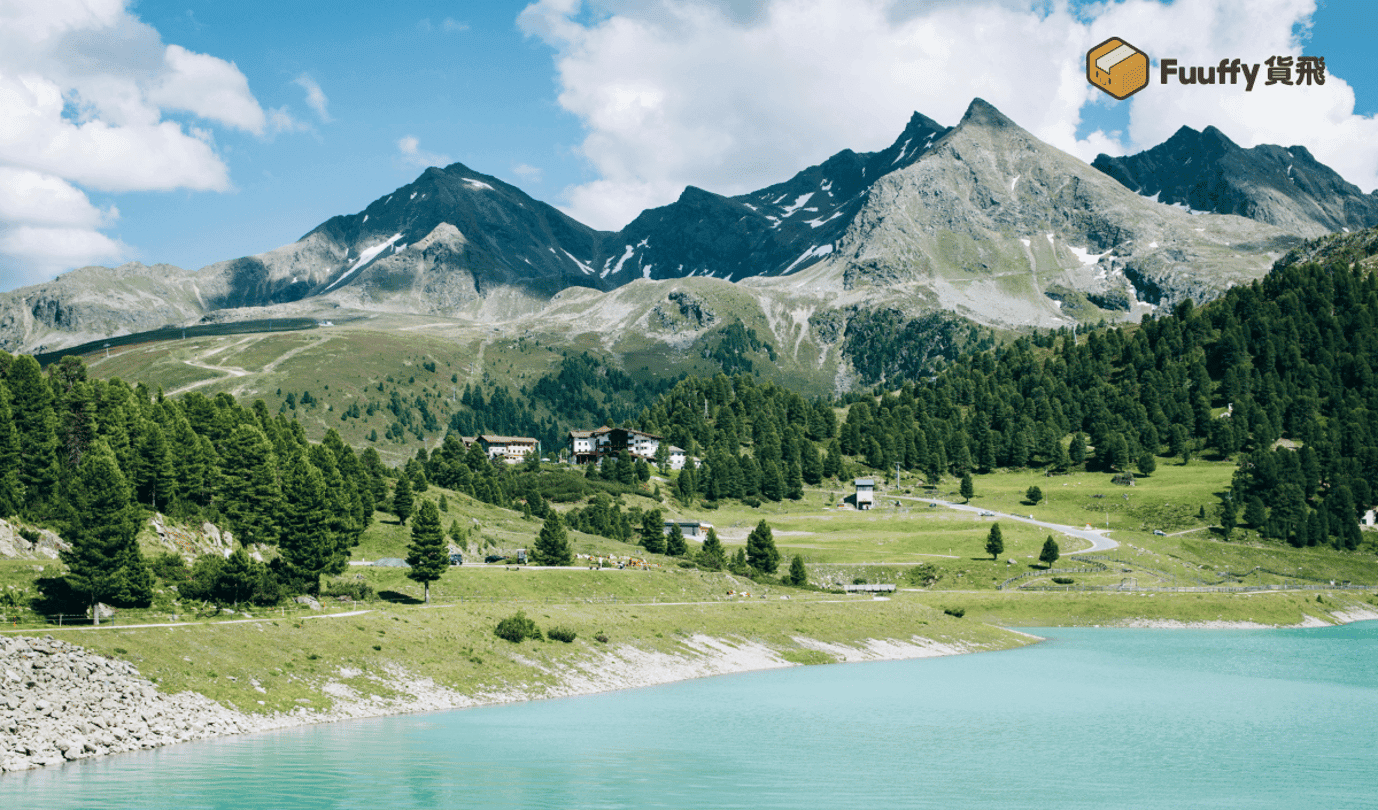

left=167, top=334, right=331, bottom=396
left=896, top=495, right=1119, bottom=554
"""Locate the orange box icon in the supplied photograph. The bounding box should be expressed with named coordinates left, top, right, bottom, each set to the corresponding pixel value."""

left=1088, top=37, right=1148, bottom=100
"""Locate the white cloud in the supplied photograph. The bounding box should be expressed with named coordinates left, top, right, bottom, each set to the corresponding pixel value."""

left=519, top=0, right=1378, bottom=230
left=148, top=44, right=266, bottom=134
left=0, top=0, right=275, bottom=289
left=397, top=136, right=453, bottom=169
left=442, top=18, right=470, bottom=32
left=293, top=74, right=332, bottom=123
left=512, top=163, right=544, bottom=183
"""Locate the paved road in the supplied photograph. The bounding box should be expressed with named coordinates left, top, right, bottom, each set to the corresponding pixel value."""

left=899, top=496, right=1119, bottom=554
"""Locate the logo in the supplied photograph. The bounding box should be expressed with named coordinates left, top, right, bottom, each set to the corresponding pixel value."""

left=1088, top=37, right=1149, bottom=100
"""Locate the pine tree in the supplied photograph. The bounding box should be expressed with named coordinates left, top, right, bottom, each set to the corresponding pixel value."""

left=787, top=555, right=808, bottom=587
left=278, top=453, right=343, bottom=595
left=665, top=522, right=687, bottom=556
left=59, top=441, right=142, bottom=625
left=745, top=520, right=779, bottom=573
left=1069, top=433, right=1087, bottom=467
left=218, top=424, right=281, bottom=546
left=0, top=381, right=25, bottom=517
left=960, top=472, right=974, bottom=503
left=985, top=522, right=1004, bottom=561
left=1137, top=451, right=1157, bottom=477
left=1218, top=497, right=1237, bottom=540
left=696, top=527, right=727, bottom=571
left=532, top=511, right=573, bottom=566
left=392, top=474, right=414, bottom=525
left=406, top=500, right=448, bottom=603
left=7, top=355, right=60, bottom=508
left=640, top=507, right=663, bottom=547
left=1039, top=536, right=1060, bottom=568
left=1026, top=485, right=1043, bottom=505
left=215, top=548, right=259, bottom=607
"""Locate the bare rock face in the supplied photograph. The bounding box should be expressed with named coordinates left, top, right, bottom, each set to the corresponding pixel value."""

left=0, top=520, right=68, bottom=560
left=0, top=636, right=252, bottom=773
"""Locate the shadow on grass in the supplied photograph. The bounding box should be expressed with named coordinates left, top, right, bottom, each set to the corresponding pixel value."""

left=376, top=590, right=423, bottom=605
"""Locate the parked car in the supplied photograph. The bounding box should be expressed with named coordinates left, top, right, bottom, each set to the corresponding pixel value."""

left=448, top=553, right=463, bottom=566
left=979, top=510, right=995, bottom=517
left=1153, top=529, right=1166, bottom=536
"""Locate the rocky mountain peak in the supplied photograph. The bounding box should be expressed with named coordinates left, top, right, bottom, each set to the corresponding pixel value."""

left=1094, top=124, right=1378, bottom=236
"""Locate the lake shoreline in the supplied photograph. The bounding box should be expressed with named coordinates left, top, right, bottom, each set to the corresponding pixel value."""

left=1, top=628, right=1009, bottom=775
left=8, top=605, right=1378, bottom=776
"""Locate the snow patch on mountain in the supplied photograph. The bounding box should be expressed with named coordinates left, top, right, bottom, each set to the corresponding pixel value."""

left=782, top=244, right=833, bottom=274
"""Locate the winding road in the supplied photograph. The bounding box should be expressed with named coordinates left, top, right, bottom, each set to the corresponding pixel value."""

left=900, top=496, right=1119, bottom=554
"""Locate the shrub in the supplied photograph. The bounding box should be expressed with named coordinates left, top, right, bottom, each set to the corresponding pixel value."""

left=944, top=607, right=965, bottom=618
left=151, top=552, right=190, bottom=583
left=1052, top=577, right=1075, bottom=585
left=594, top=632, right=609, bottom=644
left=17, top=527, right=40, bottom=543
left=494, top=611, right=544, bottom=643
left=547, top=626, right=577, bottom=643
left=322, top=578, right=375, bottom=602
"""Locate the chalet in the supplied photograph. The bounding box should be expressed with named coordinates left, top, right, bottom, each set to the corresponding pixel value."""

left=667, top=445, right=688, bottom=471
left=1364, top=509, right=1376, bottom=528
left=663, top=520, right=713, bottom=539
left=854, top=478, right=875, bottom=510
left=567, top=426, right=665, bottom=463
left=477, top=434, right=538, bottom=464
left=567, top=427, right=611, bottom=465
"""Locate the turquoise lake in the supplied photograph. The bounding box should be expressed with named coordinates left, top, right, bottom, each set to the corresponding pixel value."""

left=7, top=622, right=1377, bottom=809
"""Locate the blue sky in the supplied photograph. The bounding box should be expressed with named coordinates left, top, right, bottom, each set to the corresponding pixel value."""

left=1, top=0, right=1376, bottom=292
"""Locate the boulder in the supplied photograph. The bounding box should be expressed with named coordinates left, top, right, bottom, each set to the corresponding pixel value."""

left=294, top=595, right=322, bottom=611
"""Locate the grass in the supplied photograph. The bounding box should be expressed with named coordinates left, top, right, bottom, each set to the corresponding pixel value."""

left=29, top=582, right=1025, bottom=716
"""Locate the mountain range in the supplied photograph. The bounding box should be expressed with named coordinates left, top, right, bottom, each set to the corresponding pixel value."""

left=2, top=97, right=1369, bottom=368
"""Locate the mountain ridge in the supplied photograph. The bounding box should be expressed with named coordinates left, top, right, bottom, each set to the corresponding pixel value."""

left=0, top=98, right=1332, bottom=358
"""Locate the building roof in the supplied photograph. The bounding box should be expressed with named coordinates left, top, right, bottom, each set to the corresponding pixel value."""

left=478, top=434, right=537, bottom=445
left=668, top=445, right=685, bottom=453
left=568, top=430, right=594, bottom=439
left=854, top=478, right=875, bottom=486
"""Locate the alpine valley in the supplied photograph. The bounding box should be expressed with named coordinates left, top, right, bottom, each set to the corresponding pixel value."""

left=2, top=97, right=1373, bottom=405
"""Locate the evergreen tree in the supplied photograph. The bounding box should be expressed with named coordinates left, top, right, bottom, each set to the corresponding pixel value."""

left=1068, top=433, right=1087, bottom=467
left=1137, top=451, right=1157, bottom=477
left=8, top=355, right=60, bottom=508
left=218, top=424, right=281, bottom=546
left=759, top=458, right=784, bottom=501
left=728, top=547, right=749, bottom=576
left=696, top=527, right=727, bottom=571
left=392, top=474, right=414, bottom=525
left=985, top=523, right=1004, bottom=561
left=959, top=472, right=974, bottom=503
left=787, top=555, right=808, bottom=587
left=665, top=522, right=687, bottom=556
left=405, top=500, right=448, bottom=603
left=215, top=548, right=260, bottom=607
left=640, top=507, right=664, bottom=547
left=439, top=493, right=448, bottom=512
left=0, top=381, right=24, bottom=517
left=1218, top=497, right=1237, bottom=540
left=1039, top=536, right=1060, bottom=568
left=278, top=453, right=345, bottom=595
left=1026, top=485, right=1043, bottom=506
left=532, top=511, right=573, bottom=566
left=1243, top=496, right=1267, bottom=529
left=745, top=520, right=779, bottom=573
left=59, top=441, right=142, bottom=624
left=822, top=439, right=843, bottom=479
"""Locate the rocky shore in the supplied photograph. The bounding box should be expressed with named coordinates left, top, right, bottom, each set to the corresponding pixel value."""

left=0, top=635, right=261, bottom=773
left=1, top=630, right=986, bottom=775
